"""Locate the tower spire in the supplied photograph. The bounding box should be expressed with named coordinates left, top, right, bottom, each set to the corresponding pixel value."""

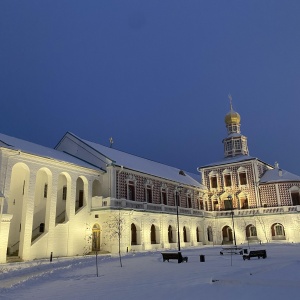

left=228, top=93, right=233, bottom=111
left=223, top=95, right=249, bottom=157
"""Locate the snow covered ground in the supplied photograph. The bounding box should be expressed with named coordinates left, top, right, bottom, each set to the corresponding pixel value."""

left=1, top=243, right=300, bottom=300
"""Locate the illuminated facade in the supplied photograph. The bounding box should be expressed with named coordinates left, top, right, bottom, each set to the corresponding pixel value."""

left=1, top=104, right=300, bottom=263
left=199, top=104, right=300, bottom=246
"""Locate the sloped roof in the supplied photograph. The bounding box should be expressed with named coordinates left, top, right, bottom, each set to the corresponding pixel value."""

left=260, top=168, right=300, bottom=184
left=0, top=133, right=100, bottom=171
left=77, top=136, right=205, bottom=189
left=200, top=155, right=256, bottom=168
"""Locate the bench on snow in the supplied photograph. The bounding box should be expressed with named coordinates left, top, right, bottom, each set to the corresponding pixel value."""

left=220, top=247, right=243, bottom=255
left=161, top=252, right=188, bottom=263
left=243, top=250, right=267, bottom=260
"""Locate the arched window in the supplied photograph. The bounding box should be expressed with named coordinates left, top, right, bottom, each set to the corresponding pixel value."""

left=92, top=224, right=101, bottom=251
left=151, top=224, right=156, bottom=244
left=271, top=223, right=286, bottom=240
left=222, top=225, right=233, bottom=244
left=207, top=226, right=213, bottom=242
left=246, top=224, right=257, bottom=240
left=131, top=223, right=137, bottom=245
left=183, top=226, right=187, bottom=242
left=168, top=225, right=173, bottom=243
left=196, top=227, right=200, bottom=242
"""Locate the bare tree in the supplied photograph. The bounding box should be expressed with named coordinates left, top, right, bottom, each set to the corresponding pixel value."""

left=104, top=206, right=125, bottom=267
left=255, top=216, right=269, bottom=243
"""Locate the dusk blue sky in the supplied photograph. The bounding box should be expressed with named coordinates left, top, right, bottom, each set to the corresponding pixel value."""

left=1, top=1, right=300, bottom=175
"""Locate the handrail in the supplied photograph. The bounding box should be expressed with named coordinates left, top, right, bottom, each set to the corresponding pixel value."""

left=9, top=240, right=20, bottom=255
left=56, top=210, right=66, bottom=224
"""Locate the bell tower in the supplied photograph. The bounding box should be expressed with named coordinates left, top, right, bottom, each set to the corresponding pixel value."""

left=223, top=95, right=249, bottom=158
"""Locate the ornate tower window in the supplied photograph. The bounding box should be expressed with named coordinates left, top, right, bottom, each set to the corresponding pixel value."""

left=209, top=171, right=219, bottom=189
left=238, top=167, right=248, bottom=186
left=222, top=169, right=232, bottom=188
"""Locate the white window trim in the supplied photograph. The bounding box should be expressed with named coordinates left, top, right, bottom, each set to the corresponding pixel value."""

left=126, top=175, right=137, bottom=201
left=160, top=184, right=168, bottom=205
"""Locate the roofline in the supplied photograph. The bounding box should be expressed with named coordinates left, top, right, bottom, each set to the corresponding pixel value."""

left=58, top=132, right=116, bottom=164
left=198, top=157, right=273, bottom=170
left=113, top=164, right=206, bottom=190
left=259, top=180, right=300, bottom=185
left=0, top=146, right=103, bottom=173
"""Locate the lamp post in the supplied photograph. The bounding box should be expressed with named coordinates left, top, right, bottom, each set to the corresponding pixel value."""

left=176, top=186, right=183, bottom=262
left=228, top=195, right=237, bottom=246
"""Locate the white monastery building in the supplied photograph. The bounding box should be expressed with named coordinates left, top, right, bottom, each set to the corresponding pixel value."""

left=1, top=104, right=300, bottom=263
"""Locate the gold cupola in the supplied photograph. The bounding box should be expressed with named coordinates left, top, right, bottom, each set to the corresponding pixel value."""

left=222, top=94, right=249, bottom=157
left=225, top=96, right=241, bottom=125
left=225, top=109, right=240, bottom=125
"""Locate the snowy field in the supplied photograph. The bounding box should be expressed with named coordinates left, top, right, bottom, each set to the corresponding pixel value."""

left=1, top=243, right=300, bottom=300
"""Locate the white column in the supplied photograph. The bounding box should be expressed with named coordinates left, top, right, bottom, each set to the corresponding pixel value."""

left=19, top=172, right=36, bottom=260
left=275, top=184, right=281, bottom=206
left=0, top=214, right=13, bottom=263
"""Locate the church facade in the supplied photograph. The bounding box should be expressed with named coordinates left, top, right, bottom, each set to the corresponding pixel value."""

left=1, top=105, right=300, bottom=263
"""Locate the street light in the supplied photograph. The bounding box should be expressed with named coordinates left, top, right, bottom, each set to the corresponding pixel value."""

left=227, top=195, right=237, bottom=247
left=176, top=186, right=183, bottom=262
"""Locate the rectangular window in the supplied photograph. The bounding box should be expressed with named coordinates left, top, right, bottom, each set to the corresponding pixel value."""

left=44, top=184, right=48, bottom=198
left=224, top=199, right=233, bottom=211
left=62, top=186, right=67, bottom=200
left=250, top=226, right=257, bottom=237
left=275, top=225, right=283, bottom=236
left=224, top=174, right=232, bottom=187
left=187, top=195, right=192, bottom=208
left=161, top=190, right=167, bottom=205
left=241, top=198, right=248, bottom=209
left=234, top=140, right=241, bottom=149
left=146, top=186, right=152, bottom=203
left=291, top=192, right=300, bottom=206
left=225, top=141, right=232, bottom=151
left=239, top=172, right=247, bottom=185
left=128, top=181, right=135, bottom=201
left=200, top=200, right=204, bottom=210
left=210, top=176, right=217, bottom=188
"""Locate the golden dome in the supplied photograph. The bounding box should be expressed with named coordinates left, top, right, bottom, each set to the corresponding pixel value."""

left=225, top=110, right=241, bottom=125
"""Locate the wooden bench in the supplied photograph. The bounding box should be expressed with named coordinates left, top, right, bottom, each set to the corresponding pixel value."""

left=220, top=247, right=243, bottom=255
left=161, top=252, right=188, bottom=263
left=243, top=250, right=267, bottom=260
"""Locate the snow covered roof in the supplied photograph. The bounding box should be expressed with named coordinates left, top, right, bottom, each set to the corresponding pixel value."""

left=77, top=135, right=205, bottom=189
left=199, top=155, right=256, bottom=168
left=0, top=133, right=100, bottom=171
left=260, top=168, right=300, bottom=183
